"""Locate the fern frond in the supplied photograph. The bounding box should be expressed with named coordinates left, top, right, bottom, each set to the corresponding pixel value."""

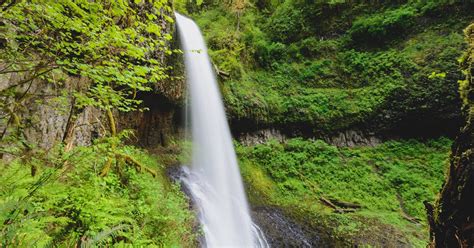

left=81, top=224, right=129, bottom=248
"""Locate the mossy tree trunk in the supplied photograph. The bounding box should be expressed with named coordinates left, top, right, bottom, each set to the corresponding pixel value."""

left=429, top=23, right=474, bottom=248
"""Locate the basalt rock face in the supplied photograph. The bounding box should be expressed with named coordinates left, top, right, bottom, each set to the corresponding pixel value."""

left=251, top=207, right=331, bottom=248
left=39, top=84, right=183, bottom=151
left=325, top=130, right=381, bottom=147
left=236, top=128, right=381, bottom=147
left=0, top=11, right=183, bottom=154
left=0, top=71, right=105, bottom=152
left=0, top=68, right=183, bottom=154
left=238, top=129, right=286, bottom=146
left=118, top=93, right=184, bottom=147
left=429, top=23, right=474, bottom=247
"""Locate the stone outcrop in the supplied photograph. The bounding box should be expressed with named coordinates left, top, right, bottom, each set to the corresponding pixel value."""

left=324, top=130, right=381, bottom=147
left=118, top=93, right=184, bottom=147
left=237, top=128, right=381, bottom=147
left=238, top=129, right=286, bottom=146
left=0, top=72, right=184, bottom=153
left=0, top=70, right=104, bottom=151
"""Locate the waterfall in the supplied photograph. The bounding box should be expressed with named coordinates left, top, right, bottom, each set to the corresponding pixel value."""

left=175, top=13, right=269, bottom=248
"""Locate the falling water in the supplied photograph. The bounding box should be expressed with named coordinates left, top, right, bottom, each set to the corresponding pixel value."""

left=175, top=13, right=269, bottom=247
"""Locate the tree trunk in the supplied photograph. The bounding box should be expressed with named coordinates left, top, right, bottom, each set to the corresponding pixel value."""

left=428, top=23, right=474, bottom=248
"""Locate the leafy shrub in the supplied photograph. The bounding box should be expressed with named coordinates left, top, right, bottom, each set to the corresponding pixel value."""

left=194, top=8, right=246, bottom=78
left=254, top=41, right=288, bottom=67
left=0, top=142, right=196, bottom=247
left=265, top=1, right=307, bottom=43
left=412, top=0, right=474, bottom=15
left=0, top=0, right=175, bottom=114
left=349, top=5, right=418, bottom=45
left=298, top=37, right=340, bottom=58
left=338, top=49, right=417, bottom=87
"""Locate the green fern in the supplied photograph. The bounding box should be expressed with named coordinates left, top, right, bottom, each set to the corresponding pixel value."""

left=81, top=224, right=129, bottom=248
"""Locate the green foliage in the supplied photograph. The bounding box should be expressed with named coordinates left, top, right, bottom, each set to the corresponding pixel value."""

left=0, top=0, right=174, bottom=113
left=297, top=37, right=340, bottom=58
left=411, top=0, right=474, bottom=14
left=222, top=61, right=403, bottom=130
left=265, top=1, right=306, bottom=43
left=191, top=0, right=471, bottom=133
left=349, top=5, right=418, bottom=45
left=0, top=2, right=197, bottom=246
left=263, top=0, right=350, bottom=44
left=0, top=139, right=196, bottom=247
left=458, top=23, right=474, bottom=110
left=193, top=8, right=246, bottom=77
left=338, top=49, right=416, bottom=87
left=237, top=137, right=452, bottom=245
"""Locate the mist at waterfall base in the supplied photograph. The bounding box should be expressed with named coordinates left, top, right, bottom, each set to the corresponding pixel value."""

left=175, top=13, right=269, bottom=247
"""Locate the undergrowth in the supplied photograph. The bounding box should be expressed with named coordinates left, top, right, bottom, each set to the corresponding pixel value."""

left=237, top=137, right=451, bottom=246
left=0, top=137, right=196, bottom=247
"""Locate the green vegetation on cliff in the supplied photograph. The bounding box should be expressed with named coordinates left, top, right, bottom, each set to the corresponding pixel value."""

left=238, top=138, right=451, bottom=246
left=182, top=0, right=473, bottom=134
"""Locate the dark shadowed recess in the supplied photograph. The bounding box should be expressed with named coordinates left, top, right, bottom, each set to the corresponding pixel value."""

left=230, top=114, right=462, bottom=146
left=119, top=92, right=185, bottom=147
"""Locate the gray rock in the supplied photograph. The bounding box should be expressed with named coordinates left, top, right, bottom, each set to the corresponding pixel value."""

left=239, top=129, right=287, bottom=146
left=252, top=206, right=331, bottom=248
left=237, top=128, right=381, bottom=147
left=324, top=130, right=381, bottom=147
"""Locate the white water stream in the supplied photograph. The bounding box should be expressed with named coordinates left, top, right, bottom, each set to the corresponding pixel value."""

left=175, top=13, right=269, bottom=248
